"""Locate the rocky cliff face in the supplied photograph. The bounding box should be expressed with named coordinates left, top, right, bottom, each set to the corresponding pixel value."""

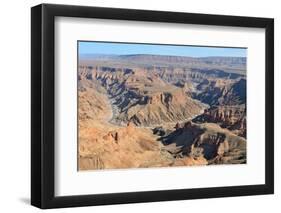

left=160, top=121, right=246, bottom=164
left=117, top=88, right=206, bottom=126
left=194, top=78, right=246, bottom=106
left=79, top=122, right=174, bottom=170
left=192, top=105, right=246, bottom=138
left=79, top=65, right=206, bottom=126
left=78, top=86, right=111, bottom=128
left=79, top=121, right=213, bottom=170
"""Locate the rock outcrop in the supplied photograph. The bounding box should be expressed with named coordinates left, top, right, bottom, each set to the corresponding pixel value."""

left=161, top=121, right=246, bottom=164
left=78, top=122, right=175, bottom=170
left=192, top=105, right=246, bottom=137
left=79, top=65, right=206, bottom=126
left=195, top=78, right=246, bottom=106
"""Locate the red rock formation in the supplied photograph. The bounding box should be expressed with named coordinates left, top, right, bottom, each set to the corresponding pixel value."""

left=193, top=105, right=246, bottom=137
left=163, top=122, right=246, bottom=164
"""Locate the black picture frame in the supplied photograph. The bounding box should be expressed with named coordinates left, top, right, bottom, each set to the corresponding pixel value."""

left=31, top=3, right=274, bottom=209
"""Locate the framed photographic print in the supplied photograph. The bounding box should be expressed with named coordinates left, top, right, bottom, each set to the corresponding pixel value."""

left=31, top=3, right=274, bottom=209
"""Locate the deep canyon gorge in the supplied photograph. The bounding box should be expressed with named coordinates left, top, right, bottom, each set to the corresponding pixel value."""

left=78, top=54, right=247, bottom=170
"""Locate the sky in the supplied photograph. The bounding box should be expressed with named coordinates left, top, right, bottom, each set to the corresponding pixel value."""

left=78, top=41, right=247, bottom=58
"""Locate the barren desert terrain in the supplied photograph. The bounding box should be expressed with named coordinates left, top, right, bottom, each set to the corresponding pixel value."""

left=78, top=54, right=247, bottom=170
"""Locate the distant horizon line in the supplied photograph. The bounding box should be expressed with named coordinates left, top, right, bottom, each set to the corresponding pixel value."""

left=78, top=41, right=247, bottom=58
left=79, top=53, right=247, bottom=58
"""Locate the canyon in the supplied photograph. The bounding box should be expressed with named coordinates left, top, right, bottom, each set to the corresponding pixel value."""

left=78, top=54, right=246, bottom=170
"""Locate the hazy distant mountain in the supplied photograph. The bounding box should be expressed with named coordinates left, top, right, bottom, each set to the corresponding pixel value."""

left=80, top=54, right=246, bottom=75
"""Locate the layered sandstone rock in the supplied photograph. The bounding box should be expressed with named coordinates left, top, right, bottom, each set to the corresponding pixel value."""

left=79, top=65, right=206, bottom=127
left=123, top=89, right=206, bottom=126
left=78, top=122, right=175, bottom=170
left=195, top=78, right=246, bottom=106
left=192, top=105, right=246, bottom=137
left=162, top=122, right=246, bottom=165
left=78, top=54, right=247, bottom=170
